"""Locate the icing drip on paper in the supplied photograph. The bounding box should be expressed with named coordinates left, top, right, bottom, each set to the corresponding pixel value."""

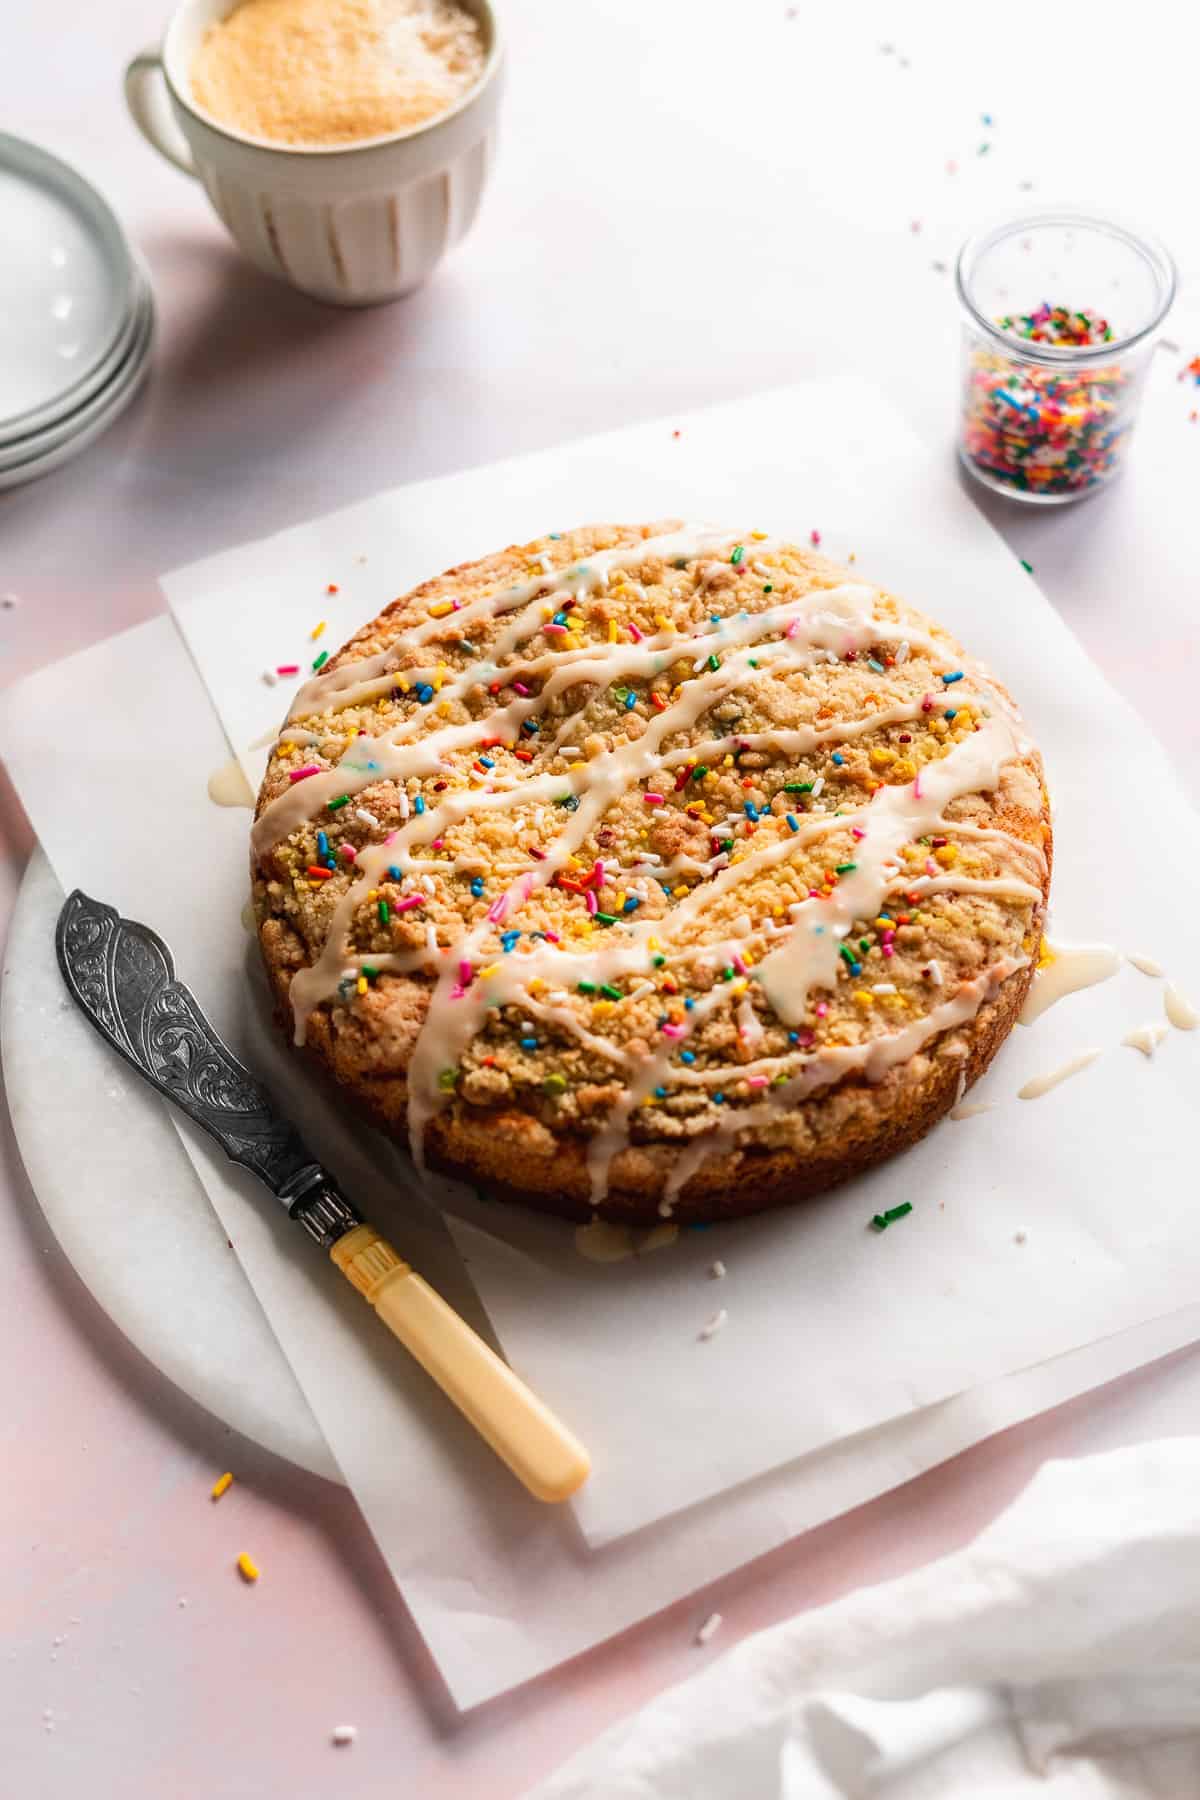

left=1165, top=986, right=1199, bottom=1031
left=257, top=523, right=1043, bottom=1204
left=1123, top=1024, right=1168, bottom=1058
left=207, top=757, right=255, bottom=809
left=1018, top=938, right=1120, bottom=1026
left=1018, top=1049, right=1101, bottom=1100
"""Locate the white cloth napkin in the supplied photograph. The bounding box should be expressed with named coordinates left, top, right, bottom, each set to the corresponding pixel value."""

left=532, top=1439, right=1200, bottom=1798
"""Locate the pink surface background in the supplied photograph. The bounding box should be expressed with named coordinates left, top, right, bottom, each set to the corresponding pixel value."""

left=4, top=1, right=1200, bottom=1792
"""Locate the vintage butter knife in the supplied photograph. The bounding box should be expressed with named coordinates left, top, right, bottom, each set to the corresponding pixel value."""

left=55, top=889, right=589, bottom=1503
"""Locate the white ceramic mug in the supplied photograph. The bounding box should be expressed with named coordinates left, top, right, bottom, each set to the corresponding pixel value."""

left=124, top=0, right=503, bottom=306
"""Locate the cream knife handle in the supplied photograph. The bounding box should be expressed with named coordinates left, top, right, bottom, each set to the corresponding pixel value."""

left=331, top=1225, right=590, bottom=1503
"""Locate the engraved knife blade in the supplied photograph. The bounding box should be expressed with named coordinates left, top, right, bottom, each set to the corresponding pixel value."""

left=55, top=889, right=360, bottom=1246
left=53, top=888, right=592, bottom=1501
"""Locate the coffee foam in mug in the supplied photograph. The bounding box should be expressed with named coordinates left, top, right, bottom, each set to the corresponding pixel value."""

left=190, top=0, right=485, bottom=147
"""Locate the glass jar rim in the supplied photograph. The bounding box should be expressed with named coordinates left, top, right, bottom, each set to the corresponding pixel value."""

left=955, top=208, right=1177, bottom=365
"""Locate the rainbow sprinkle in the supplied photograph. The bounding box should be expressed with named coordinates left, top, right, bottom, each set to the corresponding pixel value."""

left=961, top=304, right=1136, bottom=498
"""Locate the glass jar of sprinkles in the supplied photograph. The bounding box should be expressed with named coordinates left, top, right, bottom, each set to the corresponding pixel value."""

left=955, top=211, right=1175, bottom=504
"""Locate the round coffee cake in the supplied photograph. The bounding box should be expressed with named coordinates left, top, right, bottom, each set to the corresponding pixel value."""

left=252, top=522, right=1051, bottom=1223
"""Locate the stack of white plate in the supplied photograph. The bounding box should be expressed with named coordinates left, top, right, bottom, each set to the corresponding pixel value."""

left=1, top=133, right=155, bottom=490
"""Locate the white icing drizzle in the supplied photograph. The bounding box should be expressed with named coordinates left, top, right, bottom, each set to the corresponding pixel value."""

left=1122, top=1024, right=1169, bottom=1058
left=755, top=714, right=1025, bottom=1026
left=284, top=526, right=751, bottom=724
left=653, top=956, right=1026, bottom=1214
left=1127, top=953, right=1164, bottom=978
left=949, top=1100, right=996, bottom=1121
left=1018, top=1049, right=1102, bottom=1100
left=283, top=571, right=917, bottom=1045
left=661, top=1135, right=722, bottom=1219
left=254, top=577, right=945, bottom=858
left=736, top=996, right=764, bottom=1048
left=588, top=983, right=732, bottom=1210
left=258, top=523, right=1041, bottom=1204
left=936, top=819, right=1047, bottom=872
left=1164, top=986, right=1199, bottom=1031
left=897, top=872, right=1043, bottom=904
left=1018, top=939, right=1120, bottom=1026
left=653, top=697, right=934, bottom=775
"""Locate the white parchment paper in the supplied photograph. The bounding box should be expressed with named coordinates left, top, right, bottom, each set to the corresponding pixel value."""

left=5, top=382, right=1200, bottom=1707
left=165, top=380, right=1200, bottom=1546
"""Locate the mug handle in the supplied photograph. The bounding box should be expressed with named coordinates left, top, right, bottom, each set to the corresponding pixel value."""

left=124, top=49, right=198, bottom=178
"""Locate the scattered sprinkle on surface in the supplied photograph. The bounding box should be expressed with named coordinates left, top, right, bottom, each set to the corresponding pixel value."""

left=870, top=1202, right=913, bottom=1232
left=211, top=1471, right=234, bottom=1501
left=695, top=1611, right=723, bottom=1645
left=236, top=1552, right=260, bottom=1583
left=699, top=1308, right=728, bottom=1340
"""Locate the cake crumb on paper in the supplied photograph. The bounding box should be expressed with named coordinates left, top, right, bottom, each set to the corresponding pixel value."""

left=695, top=1612, right=723, bottom=1645
left=332, top=1725, right=357, bottom=1746
left=709, top=1260, right=726, bottom=1280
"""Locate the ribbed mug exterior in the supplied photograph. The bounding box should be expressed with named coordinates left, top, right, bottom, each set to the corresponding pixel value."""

left=188, top=122, right=496, bottom=305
